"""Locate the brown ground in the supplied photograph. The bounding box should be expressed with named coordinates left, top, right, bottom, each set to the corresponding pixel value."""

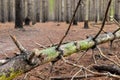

left=0, top=22, right=120, bottom=80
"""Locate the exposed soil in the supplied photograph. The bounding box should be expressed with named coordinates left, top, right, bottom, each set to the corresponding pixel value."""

left=0, top=22, right=120, bottom=80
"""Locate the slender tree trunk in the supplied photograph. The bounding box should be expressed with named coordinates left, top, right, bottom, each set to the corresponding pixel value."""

left=95, top=0, right=100, bottom=23
left=42, top=0, right=46, bottom=22
left=72, top=0, right=78, bottom=25
left=32, top=0, right=36, bottom=25
left=55, top=0, right=60, bottom=22
left=0, top=0, right=2, bottom=22
left=1, top=0, right=8, bottom=23
left=27, top=0, right=32, bottom=23
left=36, top=0, right=41, bottom=22
left=15, top=0, right=23, bottom=28
left=24, top=0, right=28, bottom=18
left=48, top=0, right=55, bottom=21
left=66, top=0, right=71, bottom=23
left=109, top=0, right=115, bottom=21
left=8, top=0, right=15, bottom=22
left=61, top=0, right=65, bottom=21
left=118, top=0, right=120, bottom=22
left=84, top=0, right=89, bottom=29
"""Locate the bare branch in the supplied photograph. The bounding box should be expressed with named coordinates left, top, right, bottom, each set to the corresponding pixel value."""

left=10, top=35, right=27, bottom=53
left=56, top=0, right=82, bottom=50
left=93, top=64, right=120, bottom=75
left=93, top=0, right=112, bottom=40
left=61, top=56, right=120, bottom=79
left=50, top=74, right=116, bottom=80
left=35, top=42, right=47, bottom=49
left=97, top=46, right=120, bottom=67
left=112, top=17, right=120, bottom=34
left=112, top=17, right=120, bottom=28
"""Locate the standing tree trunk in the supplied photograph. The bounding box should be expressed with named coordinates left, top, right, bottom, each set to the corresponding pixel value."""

left=32, top=0, right=36, bottom=25
left=15, top=0, right=23, bottom=28
left=48, top=0, right=55, bottom=21
left=0, top=0, right=2, bottom=22
left=42, top=0, right=46, bottom=22
left=72, top=0, right=78, bottom=25
left=95, top=0, right=100, bottom=23
left=115, top=0, right=120, bottom=22
left=36, top=0, right=41, bottom=22
left=1, top=0, right=8, bottom=23
left=61, top=0, right=65, bottom=22
left=117, top=0, right=120, bottom=22
left=109, top=0, right=115, bottom=21
left=55, top=0, right=60, bottom=22
left=84, top=0, right=89, bottom=29
left=66, top=0, right=71, bottom=23
left=8, top=0, right=15, bottom=22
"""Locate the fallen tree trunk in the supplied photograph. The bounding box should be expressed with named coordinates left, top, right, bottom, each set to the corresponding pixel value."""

left=0, top=29, right=120, bottom=80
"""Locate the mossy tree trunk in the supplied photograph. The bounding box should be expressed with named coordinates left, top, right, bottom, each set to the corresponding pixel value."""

left=1, top=29, right=120, bottom=79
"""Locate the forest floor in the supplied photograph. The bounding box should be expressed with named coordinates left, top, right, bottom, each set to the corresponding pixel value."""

left=0, top=22, right=120, bottom=80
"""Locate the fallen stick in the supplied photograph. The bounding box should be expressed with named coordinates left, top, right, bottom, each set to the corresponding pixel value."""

left=50, top=74, right=109, bottom=80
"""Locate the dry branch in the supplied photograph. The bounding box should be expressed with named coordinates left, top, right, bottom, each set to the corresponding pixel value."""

left=93, top=64, right=120, bottom=75
left=0, top=29, right=120, bottom=79
left=50, top=74, right=110, bottom=80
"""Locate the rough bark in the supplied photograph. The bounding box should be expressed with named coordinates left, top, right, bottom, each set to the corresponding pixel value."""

left=1, top=29, right=120, bottom=79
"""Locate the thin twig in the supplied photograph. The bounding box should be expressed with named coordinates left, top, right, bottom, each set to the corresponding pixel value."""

left=61, top=56, right=120, bottom=79
left=112, top=17, right=120, bottom=34
left=56, top=0, right=82, bottom=50
left=114, top=55, right=120, bottom=64
left=112, top=17, right=120, bottom=28
left=35, top=42, right=47, bottom=49
left=23, top=73, right=29, bottom=80
left=50, top=74, right=117, bottom=80
left=97, top=46, right=120, bottom=67
left=71, top=68, right=82, bottom=80
left=92, top=49, right=97, bottom=64
left=47, top=36, right=54, bottom=46
left=93, top=0, right=112, bottom=40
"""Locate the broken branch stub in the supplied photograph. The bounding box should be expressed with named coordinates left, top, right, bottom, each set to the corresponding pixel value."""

left=10, top=35, right=27, bottom=53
